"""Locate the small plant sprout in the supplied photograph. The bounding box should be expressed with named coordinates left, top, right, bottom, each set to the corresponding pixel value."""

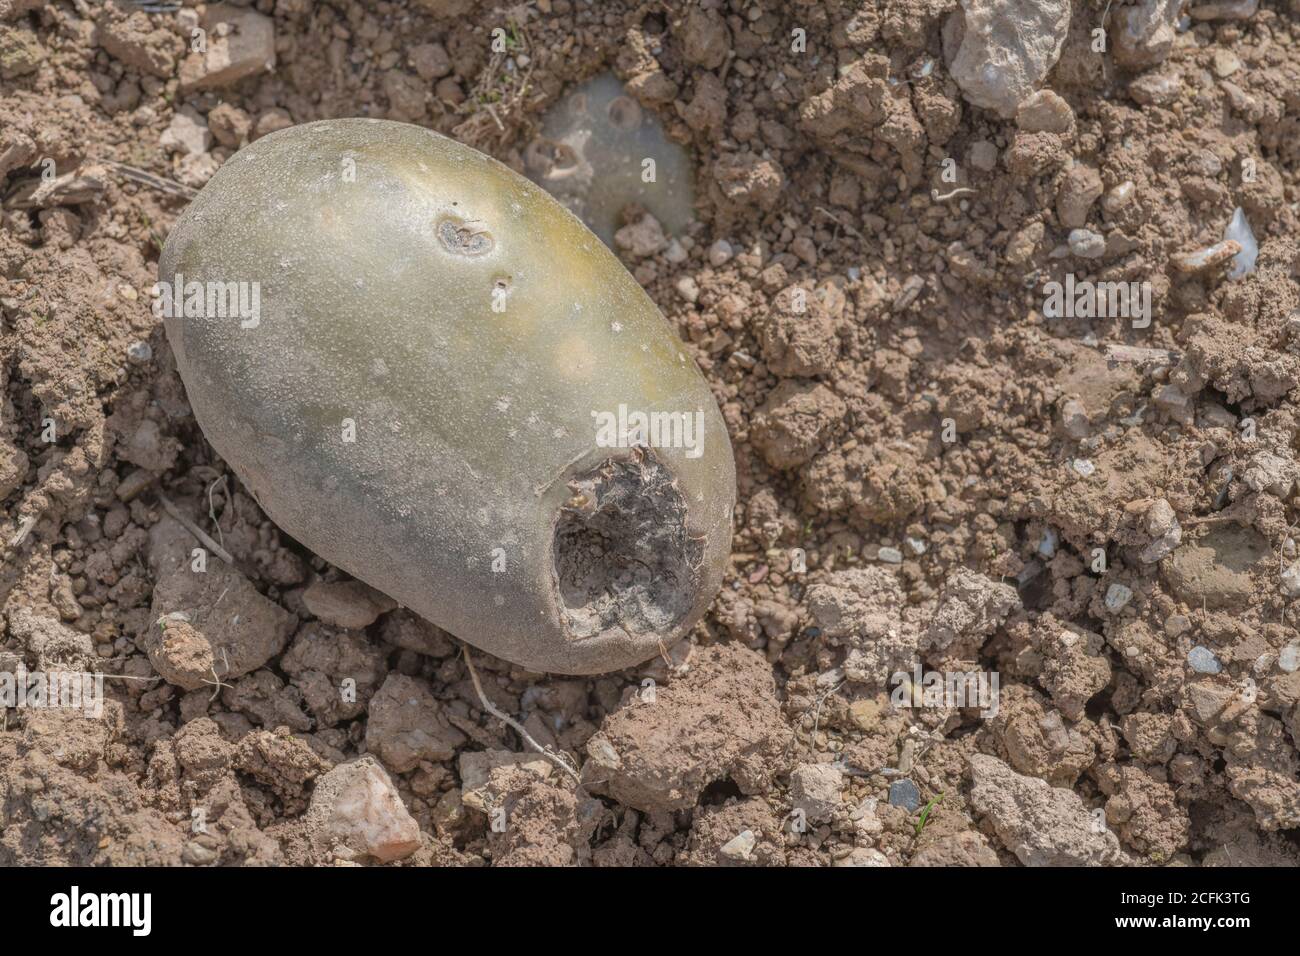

left=915, top=791, right=945, bottom=836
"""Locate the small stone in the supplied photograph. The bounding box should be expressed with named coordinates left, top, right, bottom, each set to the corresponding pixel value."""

left=1061, top=399, right=1090, bottom=439
left=1171, top=239, right=1242, bottom=277
left=707, top=239, right=734, bottom=266
left=408, top=42, right=452, bottom=80
left=1038, top=529, right=1059, bottom=558
left=1016, top=89, right=1074, bottom=133
left=945, top=0, right=1072, bottom=118
left=302, top=577, right=395, bottom=629
left=1281, top=561, right=1300, bottom=598
left=719, top=830, right=756, bottom=861
left=675, top=276, right=700, bottom=303
left=1112, top=0, right=1181, bottom=69
left=1153, top=383, right=1194, bottom=420
left=179, top=5, right=277, bottom=92
left=893, top=275, right=925, bottom=311
left=904, top=536, right=928, bottom=556
left=664, top=238, right=688, bottom=264
left=888, top=778, right=922, bottom=812
left=126, top=341, right=153, bottom=364
left=458, top=750, right=554, bottom=813
left=176, top=153, right=220, bottom=189
left=1140, top=499, right=1182, bottom=563
left=1129, top=73, right=1181, bottom=106
left=1189, top=0, right=1258, bottom=19
left=159, top=106, right=212, bottom=156
left=832, top=847, right=891, bottom=867
left=1068, top=228, right=1106, bottom=259
left=848, top=698, right=885, bottom=732
left=1186, top=682, right=1233, bottom=725
left=0, top=23, right=45, bottom=79
left=1057, top=165, right=1103, bottom=229
left=877, top=546, right=904, bottom=564
left=1102, top=180, right=1135, bottom=214
left=790, top=236, right=818, bottom=267
left=1187, top=645, right=1221, bottom=674
left=435, top=77, right=464, bottom=105
left=613, top=214, right=667, bottom=259
left=791, top=762, right=844, bottom=824
left=1165, top=613, right=1191, bottom=636
left=1278, top=644, right=1300, bottom=672
left=1104, top=583, right=1133, bottom=612
left=305, top=756, right=422, bottom=863
left=181, top=841, right=219, bottom=865
left=969, top=140, right=999, bottom=172
left=1144, top=530, right=1185, bottom=561
left=365, top=673, right=467, bottom=773
left=1071, top=458, right=1095, bottom=477
left=850, top=795, right=883, bottom=835
left=682, top=7, right=729, bottom=69
left=148, top=561, right=294, bottom=690
left=969, top=754, right=1120, bottom=865
left=1243, top=451, right=1297, bottom=499
left=1212, top=49, right=1241, bottom=77
left=207, top=103, right=252, bottom=148
left=1224, top=207, right=1257, bottom=281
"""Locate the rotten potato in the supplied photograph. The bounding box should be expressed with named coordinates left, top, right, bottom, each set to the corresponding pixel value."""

left=157, top=118, right=735, bottom=675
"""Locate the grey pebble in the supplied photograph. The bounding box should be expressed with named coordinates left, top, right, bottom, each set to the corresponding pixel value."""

left=888, top=779, right=921, bottom=813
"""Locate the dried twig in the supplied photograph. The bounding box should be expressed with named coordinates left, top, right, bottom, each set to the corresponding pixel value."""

left=158, top=493, right=235, bottom=565
left=461, top=644, right=582, bottom=786
left=201, top=647, right=232, bottom=702
left=206, top=475, right=229, bottom=552
left=103, top=161, right=196, bottom=200
left=8, top=514, right=38, bottom=551
left=814, top=205, right=862, bottom=239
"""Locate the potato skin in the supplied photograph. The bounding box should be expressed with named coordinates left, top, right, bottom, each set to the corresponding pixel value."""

left=158, top=119, right=734, bottom=675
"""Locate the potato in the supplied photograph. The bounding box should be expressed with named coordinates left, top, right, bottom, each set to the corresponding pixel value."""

left=157, top=119, right=735, bottom=675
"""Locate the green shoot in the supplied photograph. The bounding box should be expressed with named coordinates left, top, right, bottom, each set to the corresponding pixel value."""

left=914, top=791, right=944, bottom=836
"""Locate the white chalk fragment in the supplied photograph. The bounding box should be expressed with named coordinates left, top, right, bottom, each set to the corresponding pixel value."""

left=1224, top=207, right=1257, bottom=280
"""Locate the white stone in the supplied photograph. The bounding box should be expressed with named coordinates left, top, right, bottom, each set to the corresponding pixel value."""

left=305, top=756, right=421, bottom=863
left=160, top=106, right=212, bottom=156
left=179, top=5, right=277, bottom=92
left=1105, top=583, right=1133, bottom=612
left=945, top=0, right=1072, bottom=118
left=790, top=762, right=844, bottom=824
left=675, top=276, right=700, bottom=303
left=1281, top=561, right=1300, bottom=598
left=719, top=829, right=756, bottom=861
left=1113, top=0, right=1182, bottom=69
left=707, top=239, right=734, bottom=266
left=833, top=847, right=891, bottom=867
left=1068, top=228, right=1106, bottom=259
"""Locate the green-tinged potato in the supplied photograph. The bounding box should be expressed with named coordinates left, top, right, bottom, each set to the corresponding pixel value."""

left=157, top=118, right=735, bottom=675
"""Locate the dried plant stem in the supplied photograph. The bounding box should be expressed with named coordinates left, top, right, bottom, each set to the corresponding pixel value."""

left=158, top=494, right=236, bottom=565
left=461, top=644, right=581, bottom=786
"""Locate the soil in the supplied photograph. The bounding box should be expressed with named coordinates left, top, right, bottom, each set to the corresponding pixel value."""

left=4, top=0, right=1300, bottom=867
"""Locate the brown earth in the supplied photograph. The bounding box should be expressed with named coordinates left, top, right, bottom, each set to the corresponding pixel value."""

left=3, top=0, right=1300, bottom=867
